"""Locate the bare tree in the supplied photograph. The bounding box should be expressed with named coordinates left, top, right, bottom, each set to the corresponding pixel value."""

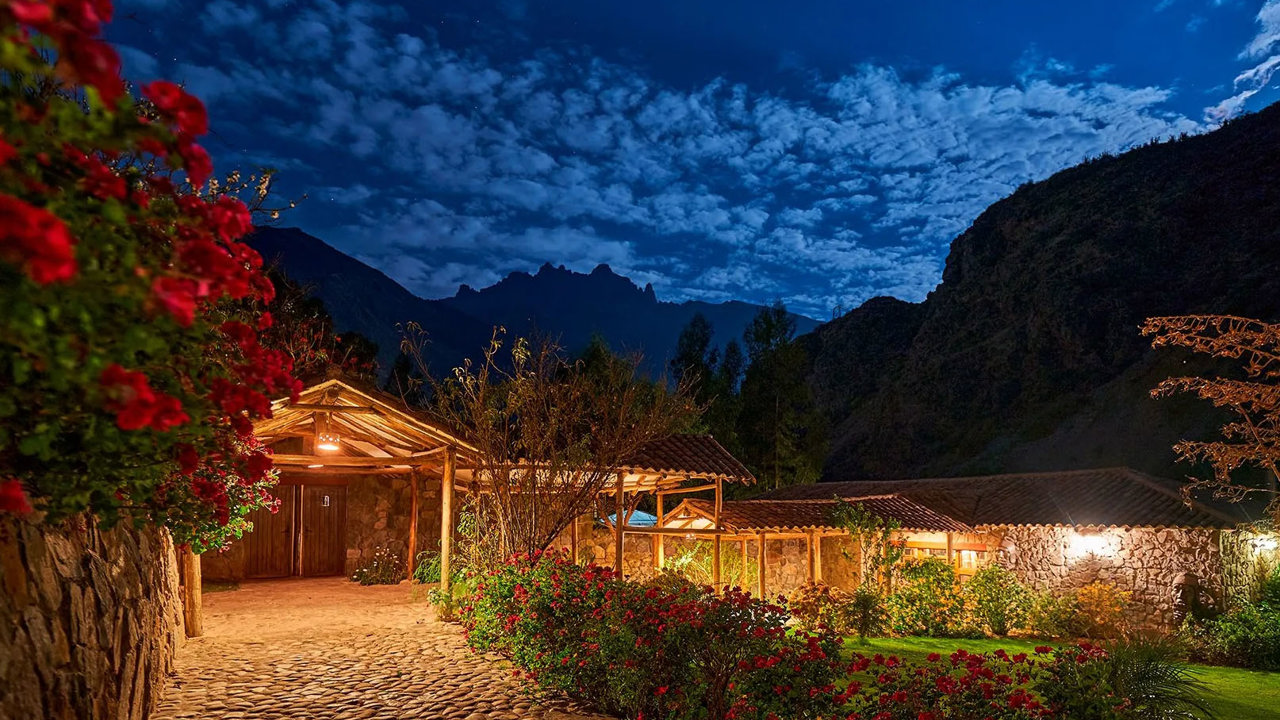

left=421, top=329, right=700, bottom=559
left=1142, top=314, right=1280, bottom=521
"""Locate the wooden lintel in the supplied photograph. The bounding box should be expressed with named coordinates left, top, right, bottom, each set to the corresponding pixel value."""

left=284, top=403, right=382, bottom=414
left=660, top=483, right=719, bottom=496
left=273, top=453, right=443, bottom=467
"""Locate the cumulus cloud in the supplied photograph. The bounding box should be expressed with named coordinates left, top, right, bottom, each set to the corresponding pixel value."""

left=120, top=0, right=1203, bottom=317
left=1207, top=0, right=1280, bottom=121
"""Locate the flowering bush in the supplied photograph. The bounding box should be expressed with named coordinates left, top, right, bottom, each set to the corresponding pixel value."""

left=1073, top=582, right=1131, bottom=639
left=1028, top=590, right=1078, bottom=639
left=0, top=0, right=299, bottom=548
left=963, top=565, right=1033, bottom=637
left=788, top=582, right=855, bottom=635
left=886, top=556, right=966, bottom=636
left=351, top=546, right=403, bottom=585
left=848, top=583, right=888, bottom=640
left=461, top=551, right=847, bottom=720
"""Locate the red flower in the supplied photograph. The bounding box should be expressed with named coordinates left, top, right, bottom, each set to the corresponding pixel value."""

left=175, top=444, right=200, bottom=475
left=143, top=81, right=208, bottom=136
left=0, top=479, right=33, bottom=517
left=151, top=276, right=198, bottom=326
left=60, top=38, right=124, bottom=105
left=0, top=135, right=16, bottom=165
left=0, top=194, right=77, bottom=284
left=176, top=136, right=212, bottom=186
left=100, top=364, right=190, bottom=431
left=208, top=195, right=252, bottom=240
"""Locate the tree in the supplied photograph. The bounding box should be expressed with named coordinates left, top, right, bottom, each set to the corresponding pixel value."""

left=737, top=302, right=827, bottom=490
left=0, top=2, right=297, bottom=550
left=670, top=313, right=715, bottom=388
left=428, top=330, right=700, bottom=559
left=258, top=270, right=379, bottom=381
left=1143, top=314, right=1280, bottom=522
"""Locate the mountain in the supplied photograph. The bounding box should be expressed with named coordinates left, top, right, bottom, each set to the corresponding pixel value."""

left=248, top=228, right=818, bottom=378
left=804, top=104, right=1280, bottom=481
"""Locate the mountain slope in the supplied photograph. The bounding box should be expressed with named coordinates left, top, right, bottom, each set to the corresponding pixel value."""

left=808, top=104, right=1280, bottom=480
left=249, top=228, right=818, bottom=377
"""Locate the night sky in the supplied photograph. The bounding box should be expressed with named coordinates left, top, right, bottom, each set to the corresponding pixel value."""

left=109, top=1, right=1280, bottom=318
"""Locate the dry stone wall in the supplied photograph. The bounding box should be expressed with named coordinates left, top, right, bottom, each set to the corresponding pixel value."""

left=0, top=515, right=183, bottom=720
left=344, top=476, right=441, bottom=577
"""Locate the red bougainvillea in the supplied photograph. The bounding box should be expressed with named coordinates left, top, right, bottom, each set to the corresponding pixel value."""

left=0, top=0, right=300, bottom=550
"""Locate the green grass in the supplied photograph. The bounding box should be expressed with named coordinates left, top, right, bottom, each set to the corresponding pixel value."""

left=843, top=635, right=1280, bottom=720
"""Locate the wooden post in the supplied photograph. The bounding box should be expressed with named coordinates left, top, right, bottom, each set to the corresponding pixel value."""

left=570, top=514, right=579, bottom=564
left=713, top=535, right=722, bottom=590
left=814, top=534, right=824, bottom=583
left=740, top=538, right=749, bottom=589
left=655, top=493, right=665, bottom=570
left=756, top=532, right=767, bottom=599
left=439, top=447, right=456, bottom=594
left=946, top=532, right=955, bottom=568
left=614, top=475, right=625, bottom=572
left=407, top=469, right=420, bottom=580
left=180, top=547, right=202, bottom=638
left=806, top=531, right=816, bottom=584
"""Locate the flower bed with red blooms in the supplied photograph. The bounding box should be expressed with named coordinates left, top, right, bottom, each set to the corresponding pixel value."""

left=0, top=0, right=299, bottom=550
left=461, top=554, right=1165, bottom=720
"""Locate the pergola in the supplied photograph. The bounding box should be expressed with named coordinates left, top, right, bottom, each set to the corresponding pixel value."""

left=651, top=495, right=971, bottom=597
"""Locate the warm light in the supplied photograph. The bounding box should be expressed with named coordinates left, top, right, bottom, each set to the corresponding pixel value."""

left=1066, top=531, right=1116, bottom=561
left=307, top=464, right=324, bottom=469
left=1253, top=535, right=1279, bottom=552
left=316, top=433, right=340, bottom=452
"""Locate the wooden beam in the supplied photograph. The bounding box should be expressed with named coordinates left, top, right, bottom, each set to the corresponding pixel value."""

left=712, top=534, right=722, bottom=591
left=814, top=533, right=823, bottom=583
left=439, top=447, right=456, bottom=595
left=180, top=547, right=202, bottom=638
left=756, top=532, right=767, bottom=599
left=283, top=403, right=381, bottom=414
left=806, top=531, right=816, bottom=584
left=660, top=483, right=720, bottom=496
left=295, top=483, right=305, bottom=577
left=740, top=538, right=749, bottom=590
left=614, top=473, right=625, bottom=572
left=273, top=454, right=444, bottom=467
left=408, top=469, right=420, bottom=580
left=655, top=493, right=665, bottom=570
left=946, top=531, right=955, bottom=568
left=570, top=514, right=579, bottom=564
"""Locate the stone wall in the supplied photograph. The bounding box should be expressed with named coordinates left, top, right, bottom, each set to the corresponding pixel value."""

left=0, top=515, right=183, bottom=720
left=994, top=526, right=1228, bottom=630
left=344, top=476, right=442, bottom=577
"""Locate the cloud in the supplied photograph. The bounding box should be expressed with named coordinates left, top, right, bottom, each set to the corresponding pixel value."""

left=1207, top=0, right=1280, bottom=121
left=121, top=0, right=1202, bottom=317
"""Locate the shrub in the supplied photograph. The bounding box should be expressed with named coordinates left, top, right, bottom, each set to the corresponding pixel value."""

left=462, top=550, right=846, bottom=720
left=1261, top=563, right=1280, bottom=606
left=1075, top=581, right=1132, bottom=638
left=787, top=582, right=853, bottom=634
left=351, top=547, right=403, bottom=585
left=1030, top=590, right=1078, bottom=638
left=848, top=583, right=887, bottom=639
left=1184, top=601, right=1280, bottom=671
left=0, top=0, right=299, bottom=548
left=1104, top=637, right=1214, bottom=720
left=886, top=556, right=964, bottom=636
left=412, top=549, right=464, bottom=585
left=963, top=565, right=1033, bottom=637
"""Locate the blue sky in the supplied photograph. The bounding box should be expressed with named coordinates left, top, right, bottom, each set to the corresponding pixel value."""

left=110, top=0, right=1280, bottom=318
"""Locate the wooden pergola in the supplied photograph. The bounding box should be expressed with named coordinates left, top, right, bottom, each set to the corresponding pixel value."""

left=252, top=378, right=477, bottom=584
left=646, top=495, right=972, bottom=597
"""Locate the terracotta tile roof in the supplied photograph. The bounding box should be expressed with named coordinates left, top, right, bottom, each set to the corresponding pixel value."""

left=624, top=434, right=755, bottom=484
left=681, top=496, right=969, bottom=533
left=756, top=467, right=1259, bottom=529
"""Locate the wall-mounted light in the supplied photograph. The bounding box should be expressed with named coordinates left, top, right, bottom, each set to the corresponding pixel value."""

left=1252, top=535, right=1279, bottom=552
left=316, top=433, right=341, bottom=452
left=307, top=464, right=324, bottom=469
left=1066, top=530, right=1116, bottom=561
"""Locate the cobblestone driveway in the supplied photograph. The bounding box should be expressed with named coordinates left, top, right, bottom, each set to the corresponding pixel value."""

left=153, top=578, right=604, bottom=720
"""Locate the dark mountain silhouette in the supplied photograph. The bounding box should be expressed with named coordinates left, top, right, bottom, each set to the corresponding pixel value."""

left=248, top=228, right=818, bottom=378
left=804, top=104, right=1280, bottom=481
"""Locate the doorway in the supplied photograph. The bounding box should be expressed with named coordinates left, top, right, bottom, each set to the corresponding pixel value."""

left=243, top=484, right=348, bottom=578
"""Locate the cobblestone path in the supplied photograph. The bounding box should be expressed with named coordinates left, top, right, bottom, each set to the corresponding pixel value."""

left=153, top=578, right=605, bottom=720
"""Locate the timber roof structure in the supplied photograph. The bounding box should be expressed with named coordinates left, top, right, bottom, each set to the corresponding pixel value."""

left=757, top=467, right=1260, bottom=529
left=668, top=496, right=970, bottom=534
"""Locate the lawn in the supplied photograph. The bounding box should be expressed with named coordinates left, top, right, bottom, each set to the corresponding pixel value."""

left=843, top=636, right=1280, bottom=720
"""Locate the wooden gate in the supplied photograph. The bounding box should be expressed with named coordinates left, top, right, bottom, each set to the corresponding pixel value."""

left=244, top=485, right=296, bottom=578
left=301, top=485, right=347, bottom=577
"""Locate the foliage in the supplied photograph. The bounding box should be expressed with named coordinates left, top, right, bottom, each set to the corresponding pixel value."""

left=736, top=302, right=826, bottom=490
left=1105, top=637, right=1216, bottom=720
left=847, top=583, right=888, bottom=639
left=1143, top=315, right=1280, bottom=522
left=1029, top=590, right=1079, bottom=639
left=0, top=0, right=299, bottom=547
left=460, top=550, right=847, bottom=720
left=670, top=314, right=744, bottom=457
left=831, top=497, right=905, bottom=588
left=1183, top=600, right=1280, bottom=671
left=787, top=582, right=855, bottom=635
left=886, top=556, right=964, bottom=636
left=661, top=541, right=757, bottom=589
left=1261, top=563, right=1280, bottom=606
left=964, top=565, right=1034, bottom=637
left=350, top=546, right=403, bottom=585
left=1036, top=642, right=1135, bottom=720
left=412, top=550, right=459, bottom=585
left=257, top=270, right=379, bottom=381
left=1074, top=581, right=1132, bottom=639
left=425, top=329, right=699, bottom=559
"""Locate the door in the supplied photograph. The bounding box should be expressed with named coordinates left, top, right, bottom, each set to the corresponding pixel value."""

left=244, top=485, right=295, bottom=578
left=301, top=485, right=347, bottom=576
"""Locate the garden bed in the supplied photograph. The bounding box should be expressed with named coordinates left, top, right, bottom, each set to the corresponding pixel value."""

left=845, top=636, right=1280, bottom=720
